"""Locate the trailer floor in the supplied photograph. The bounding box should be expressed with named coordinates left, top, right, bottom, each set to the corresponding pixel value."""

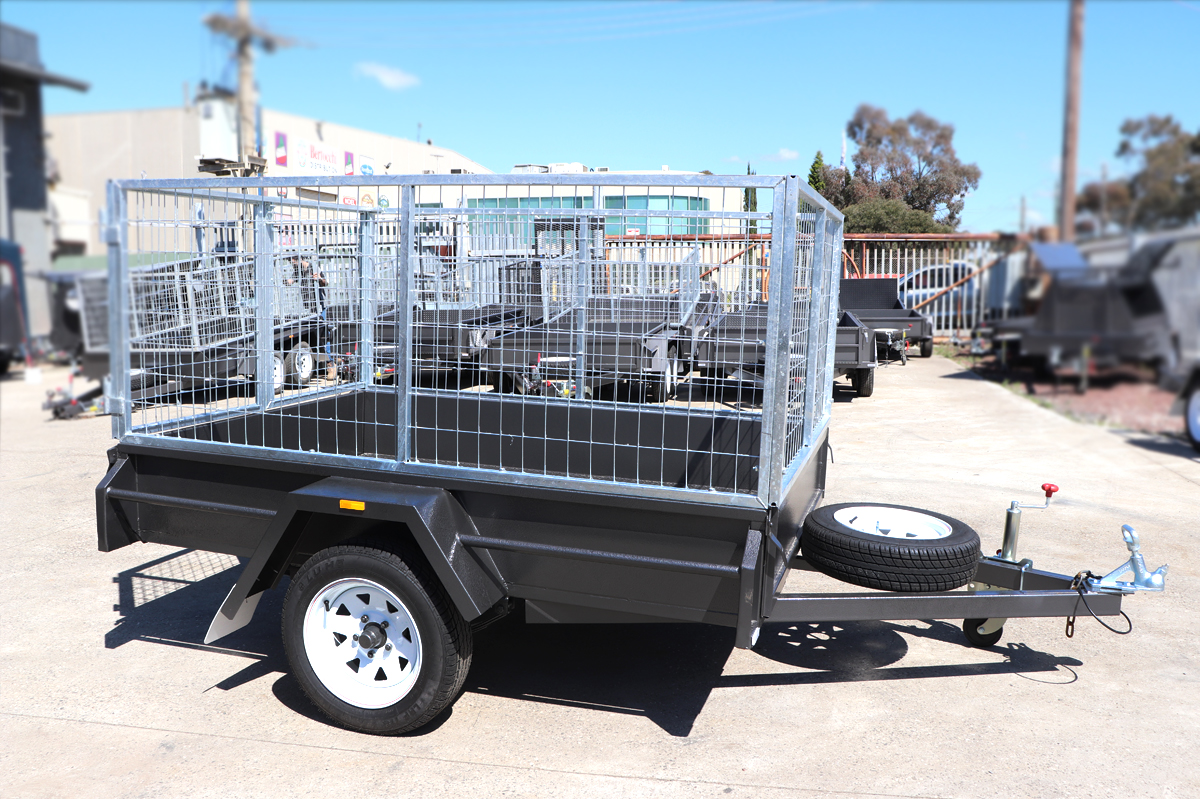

left=1, top=359, right=1197, bottom=799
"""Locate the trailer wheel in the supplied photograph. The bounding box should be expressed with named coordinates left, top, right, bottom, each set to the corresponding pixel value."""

left=1185, top=386, right=1200, bottom=454
left=919, top=339, right=933, bottom=358
left=801, top=503, right=980, bottom=592
left=285, top=342, right=315, bottom=387
left=962, top=618, right=1004, bottom=648
left=853, top=368, right=874, bottom=398
left=647, top=346, right=680, bottom=403
left=272, top=354, right=286, bottom=394
left=282, top=544, right=473, bottom=735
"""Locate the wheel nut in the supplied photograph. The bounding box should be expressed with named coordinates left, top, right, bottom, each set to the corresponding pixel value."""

left=353, top=634, right=359, bottom=642
left=385, top=644, right=392, bottom=651
left=361, top=615, right=369, bottom=623
left=381, top=621, right=388, bottom=628
left=367, top=650, right=375, bottom=658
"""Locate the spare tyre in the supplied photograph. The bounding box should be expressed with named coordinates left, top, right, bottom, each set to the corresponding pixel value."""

left=801, top=503, right=980, bottom=592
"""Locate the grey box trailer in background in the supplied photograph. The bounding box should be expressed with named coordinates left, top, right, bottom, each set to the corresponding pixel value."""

left=839, top=277, right=935, bottom=359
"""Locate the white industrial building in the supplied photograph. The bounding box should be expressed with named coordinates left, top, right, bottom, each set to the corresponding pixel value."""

left=46, top=92, right=490, bottom=258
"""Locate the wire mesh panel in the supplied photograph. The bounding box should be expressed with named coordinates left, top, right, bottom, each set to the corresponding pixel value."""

left=109, top=175, right=841, bottom=507
left=77, top=271, right=109, bottom=353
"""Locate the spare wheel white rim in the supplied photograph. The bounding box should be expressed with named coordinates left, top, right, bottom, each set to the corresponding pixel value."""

left=302, top=578, right=423, bottom=709
left=833, top=506, right=953, bottom=540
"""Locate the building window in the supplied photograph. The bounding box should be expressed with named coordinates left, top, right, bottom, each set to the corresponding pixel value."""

left=604, top=196, right=709, bottom=236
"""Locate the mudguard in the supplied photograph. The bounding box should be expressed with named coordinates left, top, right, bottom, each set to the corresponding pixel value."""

left=202, top=476, right=507, bottom=643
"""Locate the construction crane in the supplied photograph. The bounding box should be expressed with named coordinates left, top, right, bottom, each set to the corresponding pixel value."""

left=202, top=0, right=293, bottom=176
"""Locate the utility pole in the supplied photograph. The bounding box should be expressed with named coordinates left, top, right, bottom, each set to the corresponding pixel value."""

left=1058, top=0, right=1085, bottom=242
left=203, top=0, right=293, bottom=176
left=1099, top=161, right=1108, bottom=236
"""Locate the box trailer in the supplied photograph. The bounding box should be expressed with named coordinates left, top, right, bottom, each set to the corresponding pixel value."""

left=95, top=174, right=1165, bottom=735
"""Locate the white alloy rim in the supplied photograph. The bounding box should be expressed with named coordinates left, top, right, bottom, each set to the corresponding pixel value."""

left=302, top=578, right=423, bottom=709
left=294, top=348, right=315, bottom=382
left=1187, top=390, right=1200, bottom=443
left=272, top=355, right=285, bottom=392
left=833, top=506, right=953, bottom=540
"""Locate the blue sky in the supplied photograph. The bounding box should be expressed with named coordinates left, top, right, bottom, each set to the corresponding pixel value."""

left=6, top=0, right=1198, bottom=232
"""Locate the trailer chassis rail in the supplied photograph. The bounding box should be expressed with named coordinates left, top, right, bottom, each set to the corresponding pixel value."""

left=765, top=555, right=1122, bottom=624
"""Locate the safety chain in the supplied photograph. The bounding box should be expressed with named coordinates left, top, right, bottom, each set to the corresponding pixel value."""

left=1066, top=571, right=1133, bottom=638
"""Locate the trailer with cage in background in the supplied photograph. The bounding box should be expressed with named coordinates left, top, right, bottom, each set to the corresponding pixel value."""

left=93, top=174, right=1156, bottom=735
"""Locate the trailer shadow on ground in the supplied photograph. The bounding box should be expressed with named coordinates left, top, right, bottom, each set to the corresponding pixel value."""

left=1114, top=431, right=1200, bottom=463
left=104, top=549, right=1084, bottom=738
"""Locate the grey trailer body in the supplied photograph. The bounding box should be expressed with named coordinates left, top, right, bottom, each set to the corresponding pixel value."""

left=834, top=311, right=877, bottom=397
left=839, top=277, right=935, bottom=359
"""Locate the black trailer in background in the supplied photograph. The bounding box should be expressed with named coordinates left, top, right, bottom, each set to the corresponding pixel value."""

left=839, top=278, right=935, bottom=360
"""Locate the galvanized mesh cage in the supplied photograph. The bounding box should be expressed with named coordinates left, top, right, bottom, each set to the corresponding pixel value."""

left=106, top=175, right=841, bottom=508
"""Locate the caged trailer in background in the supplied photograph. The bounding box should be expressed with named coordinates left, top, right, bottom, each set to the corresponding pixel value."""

left=94, top=174, right=1165, bottom=735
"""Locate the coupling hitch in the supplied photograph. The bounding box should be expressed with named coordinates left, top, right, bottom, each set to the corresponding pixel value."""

left=1083, top=525, right=1168, bottom=595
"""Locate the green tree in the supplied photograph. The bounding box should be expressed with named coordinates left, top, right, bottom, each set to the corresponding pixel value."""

left=807, top=151, right=826, bottom=193
left=841, top=198, right=951, bottom=234
left=1116, top=114, right=1200, bottom=230
left=827, top=104, right=980, bottom=229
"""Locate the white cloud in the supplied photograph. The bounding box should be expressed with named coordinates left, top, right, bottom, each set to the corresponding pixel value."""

left=724, top=155, right=745, bottom=163
left=355, top=62, right=420, bottom=91
left=752, top=148, right=800, bottom=163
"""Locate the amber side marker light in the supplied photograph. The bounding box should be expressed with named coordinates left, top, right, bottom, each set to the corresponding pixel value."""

left=339, top=499, right=366, bottom=511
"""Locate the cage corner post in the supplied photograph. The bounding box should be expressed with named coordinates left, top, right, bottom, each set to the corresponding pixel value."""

left=253, top=198, right=276, bottom=409
left=106, top=180, right=131, bottom=439
left=759, top=175, right=800, bottom=508
left=394, top=184, right=415, bottom=467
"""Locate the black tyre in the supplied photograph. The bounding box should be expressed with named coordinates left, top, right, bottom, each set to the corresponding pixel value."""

left=282, top=543, right=473, bottom=735
left=284, top=342, right=315, bottom=387
left=1183, top=387, right=1199, bottom=455
left=919, top=339, right=933, bottom=358
left=854, top=368, right=875, bottom=398
left=801, top=502, right=980, bottom=592
left=962, top=618, right=1004, bottom=648
left=0, top=354, right=10, bottom=376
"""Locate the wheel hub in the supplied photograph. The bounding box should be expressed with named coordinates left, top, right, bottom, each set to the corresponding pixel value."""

left=358, top=621, right=387, bottom=650
left=833, top=506, right=953, bottom=540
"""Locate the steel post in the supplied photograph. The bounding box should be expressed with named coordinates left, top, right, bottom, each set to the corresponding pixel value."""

left=358, top=210, right=377, bottom=387
left=395, top=185, right=414, bottom=465
left=759, top=176, right=800, bottom=508
left=105, top=181, right=129, bottom=438
left=253, top=201, right=275, bottom=408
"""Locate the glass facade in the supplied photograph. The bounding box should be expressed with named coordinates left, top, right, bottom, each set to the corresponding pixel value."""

left=604, top=196, right=710, bottom=236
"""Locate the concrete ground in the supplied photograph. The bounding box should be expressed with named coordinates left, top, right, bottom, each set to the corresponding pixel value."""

left=1, top=358, right=1196, bottom=799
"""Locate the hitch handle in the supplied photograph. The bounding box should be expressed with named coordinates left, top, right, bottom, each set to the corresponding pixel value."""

left=1001, top=482, right=1059, bottom=562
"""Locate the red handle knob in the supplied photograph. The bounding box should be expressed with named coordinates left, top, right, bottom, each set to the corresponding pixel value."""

left=1042, top=483, right=1059, bottom=498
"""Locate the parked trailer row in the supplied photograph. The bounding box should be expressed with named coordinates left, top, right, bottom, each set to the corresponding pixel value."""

left=95, top=175, right=1165, bottom=735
